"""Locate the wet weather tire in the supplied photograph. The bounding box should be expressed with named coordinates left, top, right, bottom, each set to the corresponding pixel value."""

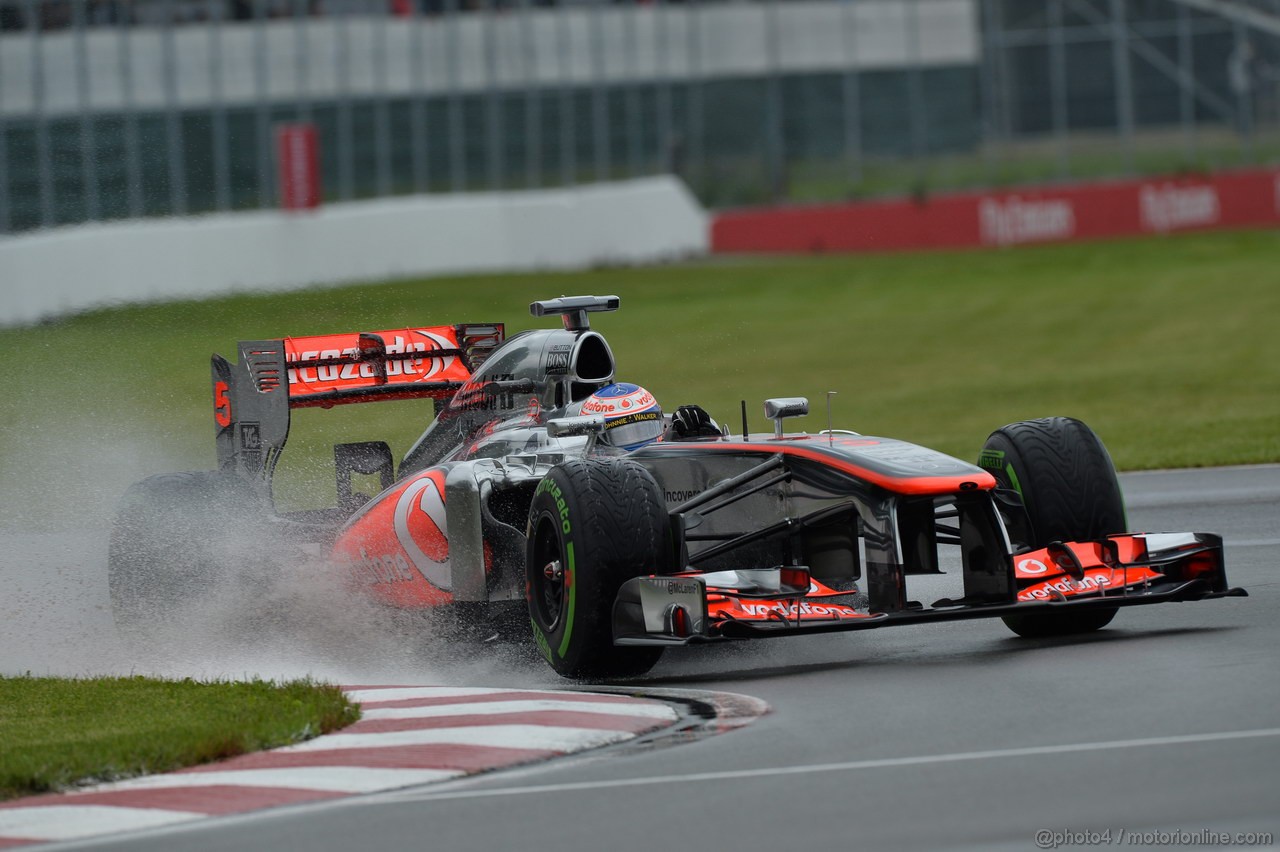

left=108, top=471, right=266, bottom=644
left=980, top=417, right=1126, bottom=639
left=526, top=458, right=671, bottom=679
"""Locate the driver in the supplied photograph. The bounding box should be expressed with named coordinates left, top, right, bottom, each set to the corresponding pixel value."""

left=575, top=382, right=723, bottom=450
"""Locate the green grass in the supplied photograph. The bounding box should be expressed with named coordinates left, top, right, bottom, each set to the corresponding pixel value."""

left=0, top=228, right=1277, bottom=520
left=0, top=676, right=359, bottom=800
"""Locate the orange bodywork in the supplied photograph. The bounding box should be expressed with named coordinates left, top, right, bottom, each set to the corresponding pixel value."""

left=331, top=468, right=456, bottom=607
left=1014, top=537, right=1168, bottom=602
left=706, top=580, right=885, bottom=625
left=691, top=532, right=1202, bottom=634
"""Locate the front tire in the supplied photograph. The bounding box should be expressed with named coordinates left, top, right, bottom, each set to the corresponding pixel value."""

left=980, top=417, right=1125, bottom=638
left=526, top=459, right=671, bottom=679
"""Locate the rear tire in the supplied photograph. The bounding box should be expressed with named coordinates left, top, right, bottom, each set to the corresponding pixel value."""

left=526, top=459, right=670, bottom=679
left=979, top=417, right=1125, bottom=638
left=108, top=471, right=269, bottom=644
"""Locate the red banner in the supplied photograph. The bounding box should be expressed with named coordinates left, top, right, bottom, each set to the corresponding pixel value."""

left=276, top=123, right=321, bottom=212
left=711, top=168, right=1280, bottom=254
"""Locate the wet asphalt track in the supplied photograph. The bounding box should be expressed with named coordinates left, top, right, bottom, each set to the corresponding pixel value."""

left=33, top=466, right=1280, bottom=850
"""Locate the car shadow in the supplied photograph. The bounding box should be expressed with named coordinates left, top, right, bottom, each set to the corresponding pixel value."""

left=624, top=624, right=1244, bottom=687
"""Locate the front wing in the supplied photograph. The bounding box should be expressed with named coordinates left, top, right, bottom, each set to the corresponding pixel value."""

left=613, top=532, right=1245, bottom=646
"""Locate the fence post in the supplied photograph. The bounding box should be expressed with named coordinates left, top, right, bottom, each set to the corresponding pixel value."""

left=1049, top=0, right=1070, bottom=178
left=687, top=0, right=704, bottom=198
left=1230, top=19, right=1256, bottom=161
left=335, top=6, right=354, bottom=200
left=447, top=0, right=465, bottom=192
left=484, top=0, right=503, bottom=190
left=409, top=0, right=429, bottom=193
left=978, top=0, right=1003, bottom=182
left=591, top=0, right=609, bottom=183
left=375, top=5, right=393, bottom=197
left=294, top=0, right=311, bottom=123
left=764, top=0, right=784, bottom=201
left=1109, top=0, right=1135, bottom=175
left=655, top=0, right=673, bottom=174
left=73, top=0, right=99, bottom=222
left=906, top=0, right=926, bottom=183
left=521, top=0, right=541, bottom=189
left=557, top=3, right=575, bottom=187
left=209, top=0, right=230, bottom=211
left=254, top=0, right=272, bottom=207
left=1177, top=1, right=1198, bottom=166
left=28, top=0, right=54, bottom=226
left=625, top=3, right=641, bottom=178
left=0, top=33, right=8, bottom=233
left=841, top=0, right=863, bottom=194
left=116, top=2, right=143, bottom=217
left=163, top=0, right=187, bottom=215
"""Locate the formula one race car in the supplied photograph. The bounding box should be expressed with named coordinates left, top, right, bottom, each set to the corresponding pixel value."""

left=108, top=295, right=1246, bottom=678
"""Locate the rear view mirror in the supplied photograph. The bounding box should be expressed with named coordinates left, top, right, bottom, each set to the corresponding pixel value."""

left=547, top=415, right=607, bottom=438
left=763, top=397, right=809, bottom=438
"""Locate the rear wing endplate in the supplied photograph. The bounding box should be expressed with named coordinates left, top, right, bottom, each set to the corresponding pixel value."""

left=211, top=324, right=503, bottom=484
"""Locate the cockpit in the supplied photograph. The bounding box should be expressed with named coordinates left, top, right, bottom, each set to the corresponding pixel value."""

left=399, top=296, right=620, bottom=476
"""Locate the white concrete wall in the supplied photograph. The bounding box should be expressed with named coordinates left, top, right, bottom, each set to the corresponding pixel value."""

left=0, top=0, right=979, bottom=118
left=0, top=176, right=708, bottom=326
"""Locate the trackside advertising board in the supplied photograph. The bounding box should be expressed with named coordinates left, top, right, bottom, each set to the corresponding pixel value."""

left=711, top=168, right=1280, bottom=253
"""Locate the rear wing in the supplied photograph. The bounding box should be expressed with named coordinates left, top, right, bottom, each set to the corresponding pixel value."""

left=211, top=323, right=504, bottom=483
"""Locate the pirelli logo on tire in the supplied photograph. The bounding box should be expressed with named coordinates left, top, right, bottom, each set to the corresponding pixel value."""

left=535, top=478, right=572, bottom=535
left=978, top=448, right=1005, bottom=469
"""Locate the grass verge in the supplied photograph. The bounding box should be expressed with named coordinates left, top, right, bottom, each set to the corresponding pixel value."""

left=0, top=675, right=360, bottom=801
left=0, top=228, right=1276, bottom=520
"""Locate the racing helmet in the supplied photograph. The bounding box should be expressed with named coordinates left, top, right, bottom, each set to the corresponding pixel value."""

left=577, top=383, right=664, bottom=450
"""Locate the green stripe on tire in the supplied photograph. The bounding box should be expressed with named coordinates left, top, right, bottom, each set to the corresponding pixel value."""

left=1005, top=464, right=1024, bottom=499
left=557, top=542, right=577, bottom=658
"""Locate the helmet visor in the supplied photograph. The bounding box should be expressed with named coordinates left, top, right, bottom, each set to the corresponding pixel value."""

left=602, top=409, right=664, bottom=450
